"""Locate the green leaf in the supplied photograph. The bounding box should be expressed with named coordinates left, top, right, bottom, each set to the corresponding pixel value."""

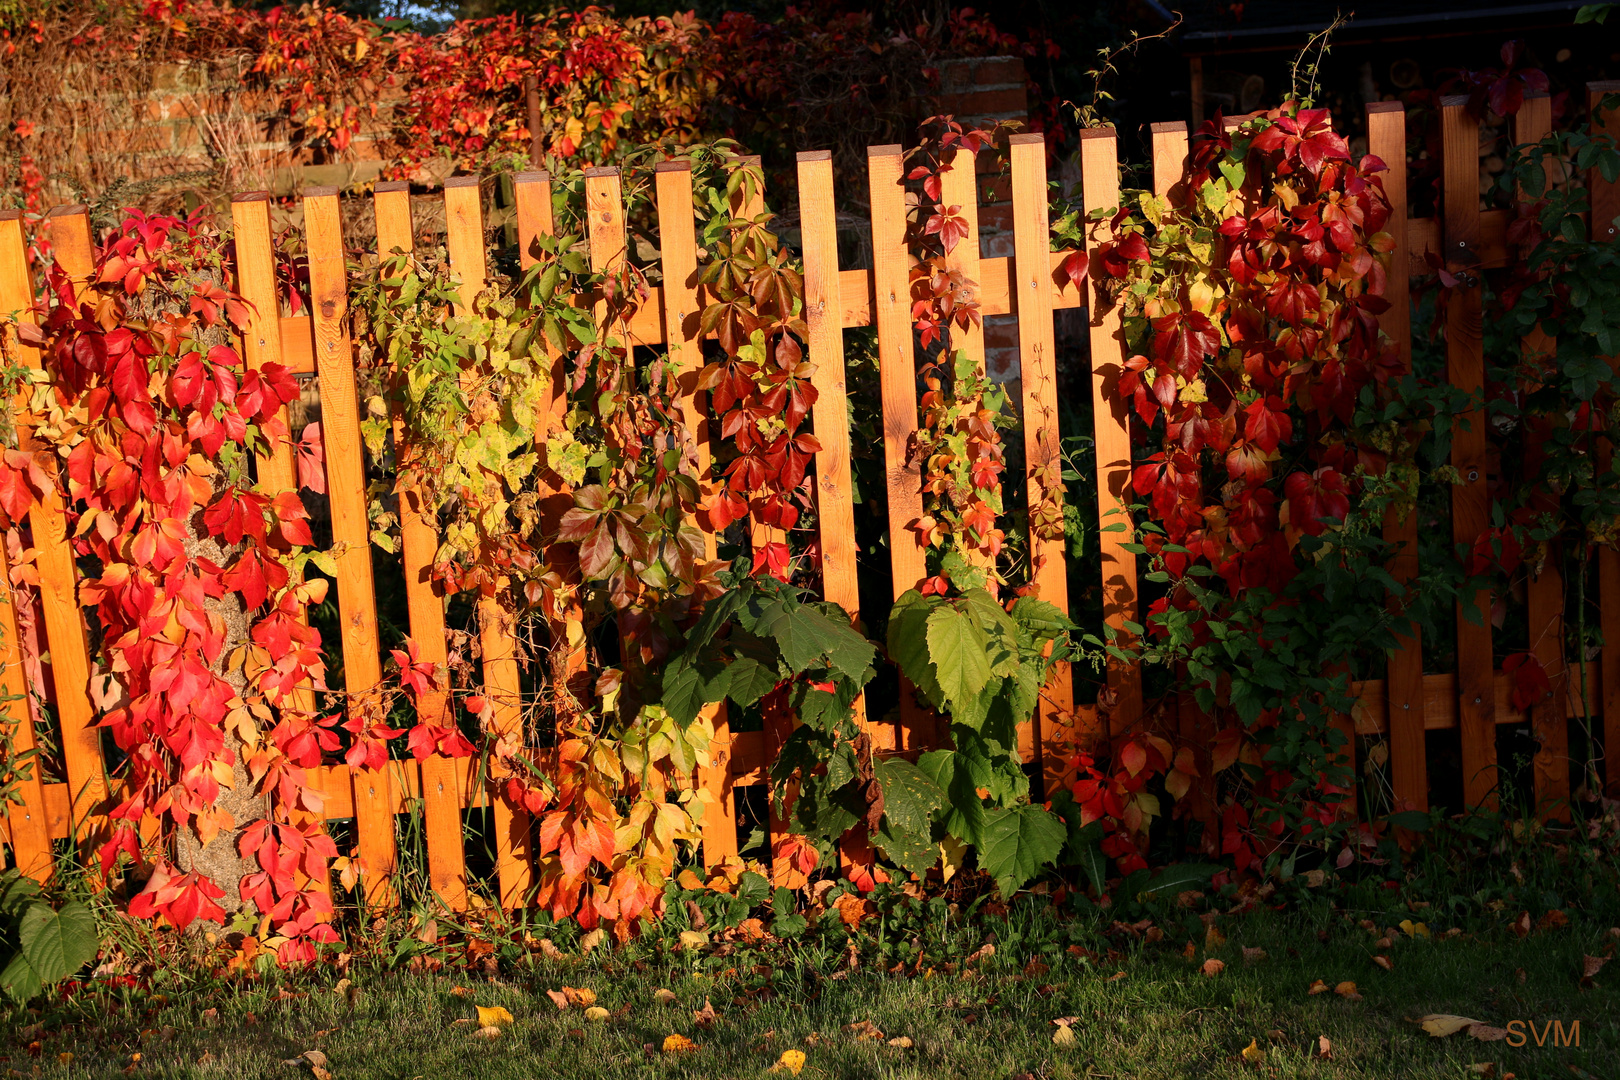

left=873, top=757, right=944, bottom=838
left=17, top=901, right=96, bottom=987
left=887, top=591, right=944, bottom=708
left=978, top=804, right=1065, bottom=898
left=722, top=657, right=781, bottom=708
left=755, top=600, right=838, bottom=674
left=918, top=750, right=987, bottom=846
left=925, top=605, right=992, bottom=715
left=0, top=870, right=41, bottom=917
left=0, top=952, right=42, bottom=1005
left=1132, top=863, right=1222, bottom=901
left=659, top=660, right=704, bottom=727
left=876, top=817, right=938, bottom=877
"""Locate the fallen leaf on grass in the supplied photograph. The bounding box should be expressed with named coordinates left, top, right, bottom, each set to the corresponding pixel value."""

left=1465, top=1065, right=1495, bottom=1077
left=1206, top=925, right=1227, bottom=949
left=836, top=894, right=871, bottom=929
left=1537, top=909, right=1569, bottom=931
left=679, top=930, right=709, bottom=949
left=965, top=943, right=996, bottom=966
left=1241, top=1038, right=1263, bottom=1063
left=888, top=1036, right=913, bottom=1048
left=1510, top=911, right=1531, bottom=938
left=1399, top=919, right=1430, bottom=938
left=450, top=986, right=473, bottom=998
left=662, top=1034, right=698, bottom=1054
left=1315, top=1035, right=1332, bottom=1060
left=1202, top=959, right=1226, bottom=977
left=1052, top=1019, right=1077, bottom=1047
left=1581, top=954, right=1608, bottom=987
left=693, top=999, right=719, bottom=1028
left=584, top=1007, right=609, bottom=1023
left=1466, top=1023, right=1508, bottom=1042
left=579, top=929, right=605, bottom=953
left=845, top=1020, right=884, bottom=1040
left=655, top=988, right=678, bottom=1005
left=1308, top=979, right=1329, bottom=995
left=1374, top=956, right=1394, bottom=971
left=1375, top=937, right=1394, bottom=949
left=770, top=1049, right=806, bottom=1075
left=1419, top=1014, right=1483, bottom=1038
left=1243, top=947, right=1267, bottom=965
left=471, top=1026, right=501, bottom=1040
left=476, top=1006, right=514, bottom=1028
left=1335, top=981, right=1362, bottom=1001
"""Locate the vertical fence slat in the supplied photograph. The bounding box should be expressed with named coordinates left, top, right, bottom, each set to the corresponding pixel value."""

left=445, top=176, right=533, bottom=910
left=655, top=159, right=739, bottom=870
left=939, top=139, right=1002, bottom=609
left=36, top=209, right=108, bottom=856
left=868, top=144, right=933, bottom=751
left=302, top=187, right=395, bottom=903
left=797, top=149, right=878, bottom=870
left=1078, top=128, right=1145, bottom=738
left=1439, top=99, right=1498, bottom=809
left=1512, top=95, right=1570, bottom=818
left=1367, top=102, right=1426, bottom=812
left=1589, top=82, right=1620, bottom=797
left=1008, top=133, right=1076, bottom=791
left=0, top=211, right=55, bottom=880
left=374, top=181, right=469, bottom=910
left=230, top=192, right=332, bottom=904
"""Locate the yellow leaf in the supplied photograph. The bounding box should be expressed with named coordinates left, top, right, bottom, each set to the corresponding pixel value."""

left=771, top=1048, right=807, bottom=1075
left=1241, top=1038, right=1263, bottom=1063
left=1052, top=1023, right=1077, bottom=1047
left=662, top=1033, right=698, bottom=1054
left=471, top=1025, right=500, bottom=1040
left=584, top=1006, right=609, bottom=1022
left=1334, top=981, right=1361, bottom=1000
left=679, top=929, right=709, bottom=949
left=1307, top=979, right=1329, bottom=994
left=562, top=986, right=596, bottom=1008
left=1419, top=1014, right=1482, bottom=1038
left=1399, top=918, right=1416, bottom=936
left=654, top=988, right=678, bottom=1005
left=476, top=1005, right=514, bottom=1027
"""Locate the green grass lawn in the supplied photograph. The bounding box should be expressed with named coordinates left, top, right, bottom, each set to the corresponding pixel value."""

left=5, top=889, right=1615, bottom=1080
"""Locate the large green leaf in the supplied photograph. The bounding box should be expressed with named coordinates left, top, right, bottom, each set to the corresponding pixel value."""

left=0, top=951, right=42, bottom=1005
left=925, top=604, right=991, bottom=716
left=722, top=657, right=781, bottom=708
left=19, top=901, right=97, bottom=986
left=659, top=659, right=705, bottom=726
left=0, top=870, right=41, bottom=917
left=918, top=750, right=986, bottom=847
left=873, top=757, right=944, bottom=838
left=876, top=817, right=939, bottom=877
left=962, top=588, right=1020, bottom=676
left=756, top=600, right=840, bottom=674
left=978, top=804, right=1065, bottom=898
left=887, top=591, right=943, bottom=708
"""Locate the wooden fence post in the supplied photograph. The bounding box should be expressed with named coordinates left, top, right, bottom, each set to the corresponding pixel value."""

left=1439, top=98, right=1499, bottom=809
left=1077, top=127, right=1144, bottom=739
left=867, top=144, right=932, bottom=753
left=1008, top=133, right=1077, bottom=791
left=654, top=159, right=740, bottom=870
left=1366, top=102, right=1427, bottom=812
left=1588, top=81, right=1620, bottom=798
left=301, top=187, right=395, bottom=904
left=372, top=181, right=471, bottom=911
left=33, top=209, right=108, bottom=859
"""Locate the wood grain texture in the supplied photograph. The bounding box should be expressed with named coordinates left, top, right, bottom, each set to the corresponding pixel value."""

left=1440, top=100, right=1498, bottom=809
left=445, top=176, right=534, bottom=909
left=1587, top=83, right=1620, bottom=798
left=0, top=219, right=53, bottom=879
left=799, top=149, right=877, bottom=871
left=373, top=182, right=469, bottom=910
left=655, top=159, right=738, bottom=868
left=35, top=210, right=109, bottom=855
left=1009, top=134, right=1075, bottom=787
left=1078, top=128, right=1144, bottom=737
left=1510, top=96, right=1571, bottom=819
left=1366, top=102, right=1427, bottom=812
left=868, top=144, right=934, bottom=752
left=301, top=189, right=396, bottom=903
left=231, top=193, right=330, bottom=902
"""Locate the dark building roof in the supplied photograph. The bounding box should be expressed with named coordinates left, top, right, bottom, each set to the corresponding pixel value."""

left=1150, top=0, right=1589, bottom=49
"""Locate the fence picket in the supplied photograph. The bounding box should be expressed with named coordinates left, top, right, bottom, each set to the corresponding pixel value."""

left=373, top=181, right=470, bottom=910
left=1366, top=102, right=1427, bottom=812
left=1511, top=95, right=1570, bottom=819
left=0, top=211, right=54, bottom=881
left=302, top=188, right=395, bottom=904
left=230, top=193, right=332, bottom=904
left=1589, top=82, right=1620, bottom=797
left=1439, top=100, right=1498, bottom=809
left=655, top=159, right=739, bottom=869
left=32, top=210, right=108, bottom=859
left=867, top=144, right=932, bottom=752
left=443, top=176, right=535, bottom=909
left=1007, top=133, right=1077, bottom=789
left=1078, top=128, right=1144, bottom=738
left=796, top=149, right=877, bottom=870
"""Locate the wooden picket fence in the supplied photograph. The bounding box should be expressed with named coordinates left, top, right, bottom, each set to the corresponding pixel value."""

left=2, top=86, right=1620, bottom=907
